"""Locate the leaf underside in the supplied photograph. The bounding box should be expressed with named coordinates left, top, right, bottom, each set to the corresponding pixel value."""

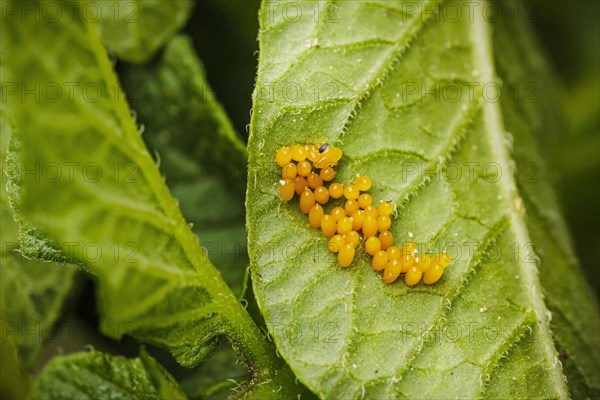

left=2, top=0, right=234, bottom=368
left=247, top=1, right=599, bottom=398
left=30, top=350, right=186, bottom=400
left=0, top=114, right=76, bottom=373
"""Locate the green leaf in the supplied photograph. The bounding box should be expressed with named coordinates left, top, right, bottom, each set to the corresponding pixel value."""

left=120, top=34, right=248, bottom=296
left=30, top=349, right=186, bottom=399
left=93, top=0, right=193, bottom=63
left=2, top=1, right=306, bottom=397
left=247, top=0, right=599, bottom=398
left=0, top=113, right=76, bottom=372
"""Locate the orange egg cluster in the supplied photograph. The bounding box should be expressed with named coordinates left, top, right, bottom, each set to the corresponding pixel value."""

left=277, top=144, right=451, bottom=286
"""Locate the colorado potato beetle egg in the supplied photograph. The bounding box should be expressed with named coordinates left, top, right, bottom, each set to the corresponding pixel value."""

left=362, top=215, right=378, bottom=238
left=416, top=254, right=432, bottom=272
left=329, top=183, right=344, bottom=199
left=282, top=163, right=298, bottom=180
left=338, top=243, right=355, bottom=267
left=386, top=246, right=401, bottom=260
left=378, top=201, right=394, bottom=217
left=372, top=250, right=388, bottom=271
left=331, top=206, right=346, bottom=221
left=345, top=200, right=360, bottom=215
left=307, top=172, right=323, bottom=189
left=276, top=147, right=292, bottom=167
left=321, top=215, right=337, bottom=237
left=280, top=180, right=295, bottom=201
left=351, top=210, right=366, bottom=231
left=355, top=175, right=372, bottom=191
left=275, top=144, right=451, bottom=285
left=357, top=193, right=372, bottom=209
left=314, top=186, right=330, bottom=204
left=365, top=236, right=381, bottom=256
left=377, top=215, right=392, bottom=232
left=328, top=234, right=345, bottom=253
left=343, top=185, right=360, bottom=200
left=297, top=160, right=312, bottom=177
left=308, top=204, right=325, bottom=228
left=378, top=230, right=394, bottom=250
left=291, top=145, right=307, bottom=161
left=300, top=189, right=316, bottom=214
left=294, top=176, right=308, bottom=196
left=337, top=217, right=354, bottom=235
left=320, top=166, right=336, bottom=181
left=405, top=265, right=423, bottom=286
left=383, top=259, right=402, bottom=284
left=423, top=263, right=444, bottom=284
left=343, top=231, right=360, bottom=247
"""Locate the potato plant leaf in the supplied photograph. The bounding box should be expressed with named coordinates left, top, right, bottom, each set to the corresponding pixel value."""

left=2, top=2, right=302, bottom=397
left=247, top=1, right=599, bottom=398
left=93, top=0, right=193, bottom=63
left=121, top=35, right=249, bottom=296
left=30, top=350, right=186, bottom=399
left=0, top=114, right=76, bottom=373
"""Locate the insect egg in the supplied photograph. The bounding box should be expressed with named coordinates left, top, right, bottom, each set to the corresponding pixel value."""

left=378, top=201, right=394, bottom=217
left=294, top=176, right=308, bottom=195
left=405, top=266, right=423, bottom=286
left=328, top=234, right=345, bottom=253
left=378, top=230, right=393, bottom=250
left=328, top=183, right=344, bottom=199
left=357, top=193, right=372, bottom=209
left=320, top=166, right=336, bottom=181
left=308, top=204, right=325, bottom=228
left=280, top=180, right=295, bottom=201
left=372, top=250, right=388, bottom=271
left=354, top=175, right=372, bottom=191
left=314, top=186, right=330, bottom=204
left=416, top=254, right=432, bottom=272
left=343, top=185, right=360, bottom=200
left=351, top=209, right=365, bottom=231
left=343, top=231, right=360, bottom=246
left=276, top=147, right=292, bottom=167
left=337, top=217, right=354, bottom=235
left=364, top=205, right=379, bottom=218
left=291, top=145, right=307, bottom=161
left=386, top=246, right=401, bottom=260
left=321, top=215, right=337, bottom=237
left=345, top=200, right=360, bottom=215
left=300, top=189, right=316, bottom=214
left=383, top=259, right=402, bottom=284
left=297, top=160, right=312, bottom=177
left=362, top=215, right=378, bottom=238
left=423, top=263, right=444, bottom=284
left=307, top=172, right=323, bottom=189
left=365, top=236, right=381, bottom=256
left=338, top=243, right=355, bottom=267
left=282, top=162, right=298, bottom=180
left=377, top=215, right=391, bottom=232
left=331, top=207, right=346, bottom=221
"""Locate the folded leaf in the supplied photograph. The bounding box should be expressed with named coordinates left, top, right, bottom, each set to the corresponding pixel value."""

left=247, top=1, right=599, bottom=398
left=30, top=350, right=186, bottom=399
left=1, top=114, right=76, bottom=372
left=121, top=35, right=248, bottom=296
